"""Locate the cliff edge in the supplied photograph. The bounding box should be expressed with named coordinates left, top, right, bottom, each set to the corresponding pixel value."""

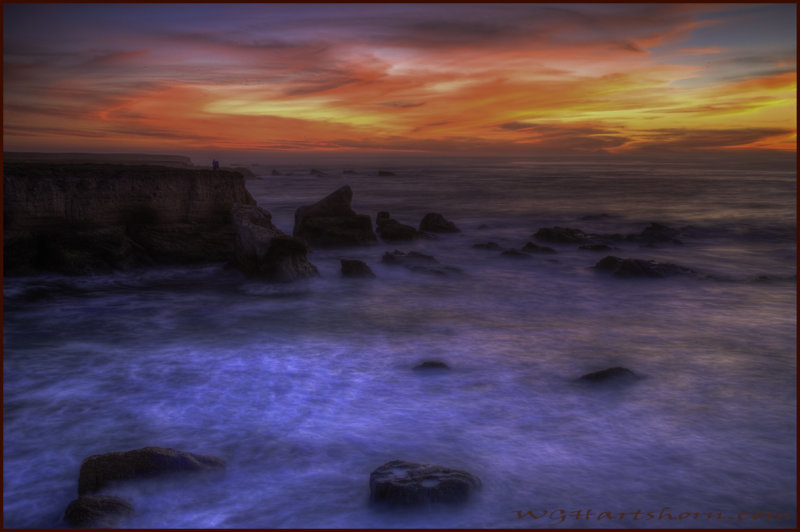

left=4, top=162, right=257, bottom=275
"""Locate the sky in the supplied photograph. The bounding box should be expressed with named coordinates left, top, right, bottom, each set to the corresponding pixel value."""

left=3, top=3, right=797, bottom=163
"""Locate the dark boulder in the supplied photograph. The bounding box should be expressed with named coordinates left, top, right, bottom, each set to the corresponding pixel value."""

left=594, top=256, right=696, bottom=278
left=293, top=186, right=378, bottom=248
left=413, top=361, right=450, bottom=371
left=578, top=366, right=640, bottom=383
left=271, top=169, right=281, bottom=176
left=522, top=242, right=557, bottom=254
left=78, top=446, right=226, bottom=495
left=341, top=259, right=376, bottom=279
left=64, top=496, right=134, bottom=529
left=472, top=242, right=502, bottom=251
left=232, top=203, right=319, bottom=282
left=378, top=170, right=395, bottom=176
left=376, top=212, right=422, bottom=242
left=309, top=168, right=326, bottom=176
left=533, top=226, right=590, bottom=244
left=369, top=460, right=481, bottom=506
left=419, top=213, right=460, bottom=233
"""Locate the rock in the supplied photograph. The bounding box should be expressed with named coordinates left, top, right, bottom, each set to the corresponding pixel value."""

left=343, top=169, right=358, bottom=175
left=533, top=226, right=590, bottom=244
left=341, top=259, right=376, bottom=278
left=522, top=242, right=557, bottom=254
left=376, top=211, right=422, bottom=242
left=419, top=213, right=460, bottom=233
left=578, top=366, right=640, bottom=383
left=309, top=168, right=326, bottom=176
left=63, top=495, right=134, bottom=529
left=382, top=250, right=438, bottom=265
left=3, top=162, right=257, bottom=275
left=579, top=244, right=612, bottom=251
left=472, top=242, right=502, bottom=250
left=382, top=250, right=463, bottom=276
left=501, top=248, right=530, bottom=258
left=271, top=169, right=281, bottom=176
left=630, top=222, right=683, bottom=245
left=413, top=361, right=450, bottom=370
left=293, top=185, right=378, bottom=248
left=231, top=203, right=319, bottom=282
left=594, top=256, right=696, bottom=278
left=78, top=446, right=226, bottom=495
left=369, top=460, right=481, bottom=506
left=378, top=170, right=395, bottom=176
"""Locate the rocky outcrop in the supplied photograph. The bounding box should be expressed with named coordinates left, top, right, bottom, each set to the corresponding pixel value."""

left=63, top=496, right=134, bottom=529
left=78, top=446, right=226, bottom=495
left=376, top=212, right=421, bottom=242
left=419, top=213, right=460, bottom=233
left=231, top=204, right=318, bottom=282
left=369, top=460, right=481, bottom=506
left=341, top=259, right=376, bottom=278
left=293, top=185, right=378, bottom=248
left=594, top=256, right=697, bottom=278
left=3, top=162, right=257, bottom=275
left=578, top=367, right=640, bottom=383
left=628, top=222, right=684, bottom=245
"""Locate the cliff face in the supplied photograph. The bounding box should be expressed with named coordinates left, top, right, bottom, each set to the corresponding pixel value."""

left=3, top=163, right=257, bottom=275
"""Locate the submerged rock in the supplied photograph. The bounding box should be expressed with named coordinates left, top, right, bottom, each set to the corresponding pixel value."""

left=378, top=170, right=396, bottom=176
left=630, top=222, right=684, bottom=245
left=413, top=361, right=450, bottom=371
left=533, top=226, right=590, bottom=244
left=293, top=185, right=378, bottom=248
left=579, top=244, right=612, bottom=252
left=78, top=446, right=226, bottom=495
left=369, top=460, right=481, bottom=506
left=63, top=495, right=134, bottom=529
left=472, top=242, right=502, bottom=250
left=382, top=250, right=438, bottom=265
left=578, top=366, right=640, bottom=383
left=341, top=259, right=376, bottom=278
left=309, top=168, right=326, bottom=176
left=419, top=213, right=460, bottom=233
left=376, top=212, right=422, bottom=242
left=594, top=256, right=697, bottom=278
left=500, top=248, right=530, bottom=258
left=381, top=250, right=463, bottom=276
left=522, top=242, right=557, bottom=254
left=232, top=203, right=319, bottom=282
left=271, top=169, right=281, bottom=176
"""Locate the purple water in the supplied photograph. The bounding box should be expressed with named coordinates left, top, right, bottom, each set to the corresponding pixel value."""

left=3, top=161, right=796, bottom=528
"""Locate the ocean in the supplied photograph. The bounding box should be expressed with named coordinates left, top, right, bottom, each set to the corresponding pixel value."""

left=3, top=160, right=796, bottom=528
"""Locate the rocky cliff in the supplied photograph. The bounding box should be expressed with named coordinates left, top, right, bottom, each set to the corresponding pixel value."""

left=3, top=162, right=257, bottom=275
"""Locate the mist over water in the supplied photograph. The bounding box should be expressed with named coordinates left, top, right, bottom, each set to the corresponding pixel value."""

left=3, top=162, right=796, bottom=528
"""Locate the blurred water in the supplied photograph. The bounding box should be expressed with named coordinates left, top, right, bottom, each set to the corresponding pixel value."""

left=3, top=162, right=796, bottom=528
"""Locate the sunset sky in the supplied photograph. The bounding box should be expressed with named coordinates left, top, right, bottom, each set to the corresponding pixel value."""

left=3, top=3, right=796, bottom=162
